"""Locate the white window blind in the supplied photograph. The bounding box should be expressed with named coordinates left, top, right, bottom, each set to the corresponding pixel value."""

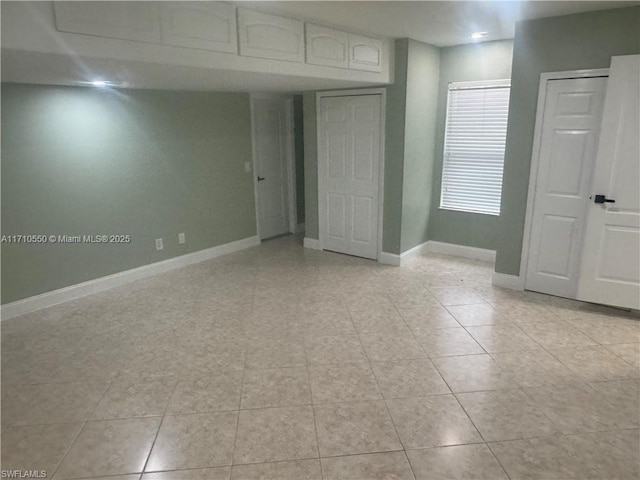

left=440, top=80, right=511, bottom=216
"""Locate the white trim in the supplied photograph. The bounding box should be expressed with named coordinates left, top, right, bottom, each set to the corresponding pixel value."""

left=379, top=251, right=401, bottom=266
left=249, top=95, right=262, bottom=239
left=449, top=79, right=511, bottom=90
left=381, top=240, right=496, bottom=267
left=399, top=241, right=430, bottom=264
left=294, top=223, right=306, bottom=234
left=424, top=241, right=496, bottom=263
left=492, top=272, right=525, bottom=291
left=316, top=88, right=387, bottom=260
left=303, top=237, right=321, bottom=250
left=519, top=68, right=609, bottom=285
left=1, top=236, right=260, bottom=321
left=250, top=93, right=297, bottom=239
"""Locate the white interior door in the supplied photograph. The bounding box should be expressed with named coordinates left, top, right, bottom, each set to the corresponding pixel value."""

left=525, top=76, right=608, bottom=298
left=252, top=96, right=290, bottom=240
left=318, top=94, right=381, bottom=259
left=577, top=55, right=640, bottom=310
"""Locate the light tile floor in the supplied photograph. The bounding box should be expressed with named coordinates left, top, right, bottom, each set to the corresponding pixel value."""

left=2, top=235, right=639, bottom=480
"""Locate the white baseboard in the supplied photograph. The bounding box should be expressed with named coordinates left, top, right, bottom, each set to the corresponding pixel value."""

left=294, top=223, right=306, bottom=234
left=378, top=251, right=401, bottom=266
left=1, top=235, right=260, bottom=321
left=303, top=237, right=321, bottom=250
left=424, top=241, right=496, bottom=263
left=400, top=241, right=430, bottom=263
left=381, top=240, right=496, bottom=267
left=492, top=272, right=525, bottom=290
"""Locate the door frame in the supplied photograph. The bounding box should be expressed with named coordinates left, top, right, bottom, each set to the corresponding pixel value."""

left=250, top=93, right=297, bottom=240
left=316, top=88, right=387, bottom=260
left=519, top=68, right=609, bottom=289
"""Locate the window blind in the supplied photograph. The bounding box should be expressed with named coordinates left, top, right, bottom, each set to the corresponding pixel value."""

left=440, top=81, right=511, bottom=216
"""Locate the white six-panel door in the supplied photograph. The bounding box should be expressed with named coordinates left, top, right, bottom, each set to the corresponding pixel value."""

left=525, top=76, right=608, bottom=298
left=252, top=97, right=290, bottom=240
left=318, top=94, right=382, bottom=259
left=577, top=55, right=640, bottom=310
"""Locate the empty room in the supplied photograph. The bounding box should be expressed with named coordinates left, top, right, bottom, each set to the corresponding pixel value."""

left=1, top=1, right=639, bottom=479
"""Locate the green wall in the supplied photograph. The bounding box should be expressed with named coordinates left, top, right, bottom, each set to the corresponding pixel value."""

left=1, top=84, right=256, bottom=304
left=496, top=7, right=640, bottom=275
left=302, top=92, right=319, bottom=239
left=382, top=38, right=410, bottom=254
left=400, top=39, right=440, bottom=253
left=293, top=95, right=305, bottom=224
left=429, top=40, right=514, bottom=250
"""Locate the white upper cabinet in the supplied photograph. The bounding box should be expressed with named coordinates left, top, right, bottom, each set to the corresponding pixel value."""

left=237, top=8, right=304, bottom=63
left=159, top=2, right=237, bottom=53
left=306, top=24, right=349, bottom=69
left=348, top=34, right=383, bottom=72
left=53, top=2, right=161, bottom=44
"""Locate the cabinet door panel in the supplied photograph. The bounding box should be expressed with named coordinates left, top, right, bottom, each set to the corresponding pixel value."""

left=306, top=24, right=348, bottom=69
left=238, top=9, right=304, bottom=62
left=160, top=2, right=237, bottom=53
left=53, top=2, right=161, bottom=44
left=348, top=34, right=383, bottom=72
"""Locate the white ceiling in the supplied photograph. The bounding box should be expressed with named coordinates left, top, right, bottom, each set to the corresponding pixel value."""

left=240, top=0, right=638, bottom=47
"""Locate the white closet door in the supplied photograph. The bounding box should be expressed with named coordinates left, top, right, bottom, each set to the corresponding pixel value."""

left=525, top=76, right=607, bottom=298
left=577, top=55, right=640, bottom=310
left=319, top=95, right=381, bottom=260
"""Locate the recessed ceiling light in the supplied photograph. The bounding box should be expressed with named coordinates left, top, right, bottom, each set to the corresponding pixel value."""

left=91, top=80, right=108, bottom=87
left=471, top=31, right=488, bottom=40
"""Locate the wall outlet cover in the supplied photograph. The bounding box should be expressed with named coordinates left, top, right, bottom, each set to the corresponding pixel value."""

left=178, top=233, right=186, bottom=244
left=155, top=238, right=164, bottom=250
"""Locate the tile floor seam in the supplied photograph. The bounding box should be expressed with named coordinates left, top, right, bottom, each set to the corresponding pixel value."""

left=483, top=440, right=515, bottom=480
left=139, top=377, right=180, bottom=475
left=304, top=362, right=324, bottom=479
left=231, top=344, right=249, bottom=462
left=48, top=419, right=88, bottom=480
left=345, top=308, right=406, bottom=455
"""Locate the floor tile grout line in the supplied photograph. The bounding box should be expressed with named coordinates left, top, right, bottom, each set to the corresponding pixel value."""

left=346, top=305, right=409, bottom=457
left=48, top=419, right=88, bottom=480
left=230, top=340, right=250, bottom=467
left=139, top=375, right=181, bottom=475
left=304, top=358, right=325, bottom=479
left=48, top=376, right=115, bottom=479
left=484, top=440, right=514, bottom=480
left=230, top=279, right=257, bottom=468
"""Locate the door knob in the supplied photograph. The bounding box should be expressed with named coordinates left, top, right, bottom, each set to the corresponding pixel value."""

left=257, top=176, right=266, bottom=182
left=594, top=194, right=615, bottom=204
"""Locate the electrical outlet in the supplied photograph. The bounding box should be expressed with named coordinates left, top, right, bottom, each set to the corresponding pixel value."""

left=244, top=162, right=252, bottom=173
left=155, top=238, right=164, bottom=250
left=178, top=233, right=186, bottom=244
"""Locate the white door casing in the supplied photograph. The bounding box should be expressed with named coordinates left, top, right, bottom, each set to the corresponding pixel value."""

left=251, top=96, right=293, bottom=240
left=577, top=55, right=640, bottom=310
left=525, top=76, right=608, bottom=298
left=318, top=93, right=383, bottom=260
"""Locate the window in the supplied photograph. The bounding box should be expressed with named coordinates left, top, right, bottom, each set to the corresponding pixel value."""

left=440, top=80, right=510, bottom=215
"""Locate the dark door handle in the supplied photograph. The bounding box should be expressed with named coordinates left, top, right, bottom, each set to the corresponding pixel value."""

left=594, top=194, right=615, bottom=204
left=257, top=176, right=266, bottom=182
